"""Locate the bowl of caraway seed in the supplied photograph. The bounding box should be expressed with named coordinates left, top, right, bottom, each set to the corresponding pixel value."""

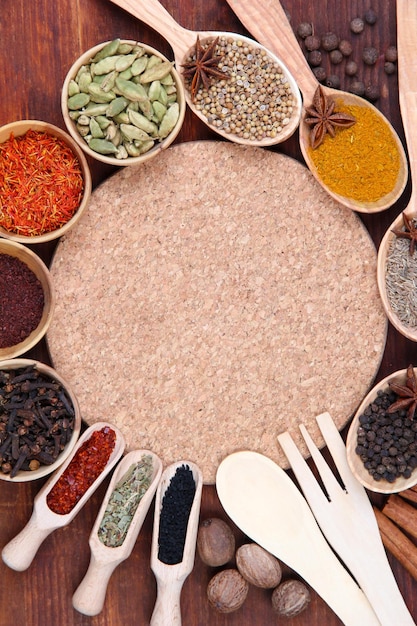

left=0, top=239, right=55, bottom=360
left=0, top=359, right=81, bottom=482
left=346, top=366, right=417, bottom=494
left=61, top=39, right=186, bottom=166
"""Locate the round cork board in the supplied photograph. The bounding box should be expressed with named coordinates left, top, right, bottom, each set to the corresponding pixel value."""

left=48, top=141, right=387, bottom=483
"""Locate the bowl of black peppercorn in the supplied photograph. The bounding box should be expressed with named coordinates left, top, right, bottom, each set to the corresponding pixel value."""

left=346, top=365, right=417, bottom=494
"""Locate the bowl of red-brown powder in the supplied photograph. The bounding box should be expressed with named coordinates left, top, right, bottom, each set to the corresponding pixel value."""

left=0, top=120, right=91, bottom=243
left=0, top=239, right=55, bottom=359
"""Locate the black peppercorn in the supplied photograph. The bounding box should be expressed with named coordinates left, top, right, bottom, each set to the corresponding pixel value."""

left=350, top=17, right=365, bottom=34
left=329, top=49, right=343, bottom=65
left=363, top=47, right=379, bottom=65
left=384, top=61, right=396, bottom=75
left=312, top=66, right=327, bottom=82
left=365, top=84, right=380, bottom=102
left=297, top=22, right=313, bottom=39
left=308, top=50, right=322, bottom=67
left=321, top=32, right=339, bottom=51
left=304, top=34, right=321, bottom=51
left=349, top=80, right=365, bottom=96
left=338, top=40, right=353, bottom=57
left=345, top=60, right=358, bottom=76
left=364, top=8, right=377, bottom=25
left=385, top=45, right=398, bottom=62
left=325, top=74, right=340, bottom=89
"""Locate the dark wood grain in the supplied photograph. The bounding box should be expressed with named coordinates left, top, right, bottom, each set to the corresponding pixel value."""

left=1, top=1, right=416, bottom=624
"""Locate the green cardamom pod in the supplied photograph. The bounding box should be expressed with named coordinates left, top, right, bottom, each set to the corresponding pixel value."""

left=115, top=53, right=138, bottom=72
left=93, top=55, right=123, bottom=76
left=139, top=61, right=174, bottom=84
left=83, top=103, right=110, bottom=116
left=92, top=39, right=121, bottom=62
left=116, top=144, right=129, bottom=159
left=120, top=123, right=151, bottom=142
left=158, top=103, right=179, bottom=139
left=88, top=83, right=116, bottom=103
left=148, top=80, right=161, bottom=102
left=88, top=138, right=119, bottom=154
left=106, top=96, right=129, bottom=117
left=131, top=56, right=148, bottom=76
left=68, top=80, right=80, bottom=97
left=115, top=77, right=148, bottom=102
left=117, top=42, right=134, bottom=55
left=78, top=71, right=93, bottom=93
left=128, top=109, right=158, bottom=135
left=67, top=92, right=90, bottom=110
left=89, top=117, right=104, bottom=138
left=100, top=70, right=117, bottom=93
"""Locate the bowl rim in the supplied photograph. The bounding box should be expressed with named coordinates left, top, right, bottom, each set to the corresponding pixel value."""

left=0, top=239, right=56, bottom=359
left=0, top=119, right=92, bottom=244
left=0, top=358, right=81, bottom=482
left=61, top=39, right=187, bottom=166
left=346, top=367, right=417, bottom=494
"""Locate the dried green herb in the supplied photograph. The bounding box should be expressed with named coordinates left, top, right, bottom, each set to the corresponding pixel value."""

left=97, top=454, right=154, bottom=547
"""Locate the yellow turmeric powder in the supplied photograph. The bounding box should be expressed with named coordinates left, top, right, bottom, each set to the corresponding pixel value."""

left=308, top=103, right=400, bottom=203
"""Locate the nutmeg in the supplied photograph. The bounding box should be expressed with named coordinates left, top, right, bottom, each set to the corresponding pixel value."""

left=197, top=517, right=235, bottom=567
left=207, top=569, right=249, bottom=613
left=236, top=543, right=282, bottom=589
left=271, top=579, right=311, bottom=617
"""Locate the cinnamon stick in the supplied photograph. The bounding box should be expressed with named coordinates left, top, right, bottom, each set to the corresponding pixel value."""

left=383, top=495, right=417, bottom=541
left=399, top=485, right=417, bottom=506
left=373, top=506, right=417, bottom=581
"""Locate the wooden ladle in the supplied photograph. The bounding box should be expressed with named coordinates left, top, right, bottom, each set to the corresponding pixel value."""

left=1, top=422, right=125, bottom=572
left=377, top=0, right=417, bottom=341
left=72, top=449, right=163, bottom=616
left=224, top=0, right=408, bottom=213
left=150, top=460, right=203, bottom=626
left=108, top=0, right=302, bottom=147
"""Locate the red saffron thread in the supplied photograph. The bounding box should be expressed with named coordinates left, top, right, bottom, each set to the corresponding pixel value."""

left=46, top=427, right=116, bottom=515
left=0, top=130, right=84, bottom=236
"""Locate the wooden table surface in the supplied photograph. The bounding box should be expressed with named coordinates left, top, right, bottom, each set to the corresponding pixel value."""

left=1, top=0, right=417, bottom=624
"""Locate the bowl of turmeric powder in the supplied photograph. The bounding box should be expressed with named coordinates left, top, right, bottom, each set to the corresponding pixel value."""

left=61, top=39, right=186, bottom=167
left=0, top=120, right=92, bottom=244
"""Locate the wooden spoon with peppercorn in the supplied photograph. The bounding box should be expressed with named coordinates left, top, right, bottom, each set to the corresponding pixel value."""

left=377, top=0, right=417, bottom=342
left=1, top=422, right=125, bottom=572
left=108, top=0, right=302, bottom=147
left=224, top=0, right=408, bottom=214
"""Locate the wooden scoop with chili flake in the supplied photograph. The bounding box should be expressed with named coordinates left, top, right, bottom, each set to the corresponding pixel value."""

left=1, top=423, right=125, bottom=572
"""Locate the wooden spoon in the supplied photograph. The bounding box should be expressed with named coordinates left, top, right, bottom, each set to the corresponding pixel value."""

left=108, top=0, right=302, bottom=147
left=377, top=0, right=417, bottom=341
left=1, top=422, right=125, bottom=572
left=216, top=451, right=380, bottom=626
left=72, top=449, right=163, bottom=616
left=150, top=460, right=203, bottom=626
left=224, top=0, right=408, bottom=213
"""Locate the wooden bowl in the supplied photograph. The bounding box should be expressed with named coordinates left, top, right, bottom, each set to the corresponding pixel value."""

left=346, top=368, right=417, bottom=494
left=377, top=211, right=417, bottom=341
left=0, top=239, right=55, bottom=359
left=61, top=39, right=186, bottom=166
left=0, top=120, right=92, bottom=244
left=0, top=359, right=82, bottom=482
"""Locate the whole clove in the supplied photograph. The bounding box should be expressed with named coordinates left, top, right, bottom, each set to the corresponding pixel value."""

left=0, top=365, right=75, bottom=478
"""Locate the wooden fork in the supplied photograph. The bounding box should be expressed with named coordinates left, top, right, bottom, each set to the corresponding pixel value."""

left=277, top=412, right=415, bottom=626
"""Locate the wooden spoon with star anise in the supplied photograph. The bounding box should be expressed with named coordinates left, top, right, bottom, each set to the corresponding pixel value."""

left=108, top=0, right=302, bottom=147
left=377, top=2, right=417, bottom=342
left=224, top=0, right=408, bottom=214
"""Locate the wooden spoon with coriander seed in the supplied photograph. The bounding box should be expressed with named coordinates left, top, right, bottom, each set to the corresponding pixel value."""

left=216, top=451, right=380, bottom=626
left=72, top=450, right=163, bottom=617
left=108, top=0, right=302, bottom=147
left=377, top=0, right=417, bottom=341
left=224, top=0, right=408, bottom=214
left=150, top=461, right=203, bottom=626
left=1, top=423, right=125, bottom=572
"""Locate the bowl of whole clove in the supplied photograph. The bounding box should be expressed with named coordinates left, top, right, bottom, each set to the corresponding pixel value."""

left=346, top=365, right=417, bottom=494
left=0, top=359, right=81, bottom=481
left=0, top=239, right=55, bottom=360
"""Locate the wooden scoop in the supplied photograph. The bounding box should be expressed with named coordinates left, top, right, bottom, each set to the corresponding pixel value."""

left=377, top=0, right=417, bottom=341
left=108, top=0, right=302, bottom=147
left=224, top=0, right=408, bottom=213
left=150, top=460, right=203, bottom=626
left=1, top=422, right=125, bottom=572
left=216, top=451, right=380, bottom=626
left=72, top=449, right=163, bottom=616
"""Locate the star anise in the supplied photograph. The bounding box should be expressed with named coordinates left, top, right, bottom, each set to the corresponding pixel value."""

left=182, top=36, right=228, bottom=102
left=391, top=212, right=417, bottom=256
left=388, top=364, right=417, bottom=420
left=304, top=85, right=356, bottom=149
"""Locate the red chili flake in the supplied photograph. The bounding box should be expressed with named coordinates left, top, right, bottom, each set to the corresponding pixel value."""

left=0, top=253, right=44, bottom=347
left=46, top=426, right=116, bottom=515
left=0, top=130, right=84, bottom=236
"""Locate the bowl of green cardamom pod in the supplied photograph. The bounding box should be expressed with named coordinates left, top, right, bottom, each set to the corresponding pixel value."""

left=61, top=39, right=186, bottom=166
